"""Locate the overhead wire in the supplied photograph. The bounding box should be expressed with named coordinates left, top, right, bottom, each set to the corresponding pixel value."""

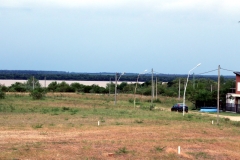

left=197, top=69, right=218, bottom=75
left=220, top=68, right=236, bottom=72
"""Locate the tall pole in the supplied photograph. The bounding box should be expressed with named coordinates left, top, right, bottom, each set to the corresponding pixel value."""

left=114, top=72, right=125, bottom=105
left=178, top=78, right=180, bottom=100
left=193, top=73, right=195, bottom=89
left=134, top=74, right=140, bottom=108
left=156, top=77, right=157, bottom=99
left=183, top=63, right=201, bottom=116
left=217, top=65, right=220, bottom=124
left=151, top=68, right=154, bottom=105
left=44, top=76, right=46, bottom=88
left=109, top=78, right=111, bottom=95
left=134, top=70, right=147, bottom=108
left=114, top=73, right=117, bottom=105
left=33, top=76, right=35, bottom=90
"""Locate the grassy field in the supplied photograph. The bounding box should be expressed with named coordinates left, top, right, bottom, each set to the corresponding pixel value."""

left=0, top=92, right=240, bottom=159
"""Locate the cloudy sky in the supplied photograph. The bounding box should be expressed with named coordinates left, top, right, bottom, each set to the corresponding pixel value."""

left=0, top=0, right=240, bottom=75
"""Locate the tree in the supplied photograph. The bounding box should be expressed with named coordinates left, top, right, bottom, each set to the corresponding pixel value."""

left=70, top=83, right=85, bottom=92
left=48, top=81, right=58, bottom=92
left=56, top=82, right=73, bottom=92
left=9, top=82, right=26, bottom=92
left=25, top=76, right=41, bottom=91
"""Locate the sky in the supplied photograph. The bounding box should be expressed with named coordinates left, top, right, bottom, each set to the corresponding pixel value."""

left=0, top=0, right=240, bottom=76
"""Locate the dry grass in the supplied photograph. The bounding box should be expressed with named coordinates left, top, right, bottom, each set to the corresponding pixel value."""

left=0, top=93, right=240, bottom=159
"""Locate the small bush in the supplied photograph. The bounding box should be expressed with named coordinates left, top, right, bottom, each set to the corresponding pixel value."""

left=154, top=146, right=166, bottom=152
left=128, top=99, right=134, bottom=103
left=32, top=124, right=43, bottom=129
left=99, top=117, right=105, bottom=123
left=70, top=108, right=78, bottom=115
left=129, top=98, right=140, bottom=104
left=224, top=118, right=230, bottom=122
left=62, top=107, right=70, bottom=111
left=149, top=105, right=155, bottom=111
left=134, top=119, right=144, bottom=124
left=153, top=98, right=162, bottom=103
left=29, top=88, right=47, bottom=100
left=140, top=105, right=155, bottom=111
left=0, top=90, right=5, bottom=99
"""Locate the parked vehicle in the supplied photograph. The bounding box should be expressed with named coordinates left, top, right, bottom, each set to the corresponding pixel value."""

left=171, top=103, right=188, bottom=113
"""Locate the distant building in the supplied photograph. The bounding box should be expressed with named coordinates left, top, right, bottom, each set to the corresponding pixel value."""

left=226, top=72, right=240, bottom=113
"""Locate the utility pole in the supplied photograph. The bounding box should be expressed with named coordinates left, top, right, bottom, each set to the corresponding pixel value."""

left=178, top=78, right=180, bottom=100
left=156, top=77, right=157, bottom=99
left=151, top=68, right=154, bottom=105
left=217, top=65, right=220, bottom=124
left=114, top=73, right=117, bottom=105
left=193, top=73, right=195, bottom=89
left=109, top=78, right=111, bottom=95
left=44, top=76, right=46, bottom=88
left=33, top=76, right=35, bottom=90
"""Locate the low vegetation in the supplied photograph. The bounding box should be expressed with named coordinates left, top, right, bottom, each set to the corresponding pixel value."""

left=0, top=93, right=240, bottom=159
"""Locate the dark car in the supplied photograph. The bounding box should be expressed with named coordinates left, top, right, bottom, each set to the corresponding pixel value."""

left=171, top=103, right=188, bottom=113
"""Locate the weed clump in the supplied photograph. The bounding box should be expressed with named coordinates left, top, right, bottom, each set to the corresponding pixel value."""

left=115, top=147, right=129, bottom=155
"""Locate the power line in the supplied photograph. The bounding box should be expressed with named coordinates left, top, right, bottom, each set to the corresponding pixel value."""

left=220, top=68, right=235, bottom=72
left=197, top=69, right=218, bottom=75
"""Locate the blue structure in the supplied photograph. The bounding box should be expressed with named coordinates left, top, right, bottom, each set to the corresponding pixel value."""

left=200, top=107, right=217, bottom=112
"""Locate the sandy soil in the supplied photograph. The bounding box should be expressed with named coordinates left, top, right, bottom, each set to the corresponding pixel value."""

left=1, top=123, right=240, bottom=160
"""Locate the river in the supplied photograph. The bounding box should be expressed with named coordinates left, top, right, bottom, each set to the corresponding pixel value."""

left=0, top=80, right=137, bottom=88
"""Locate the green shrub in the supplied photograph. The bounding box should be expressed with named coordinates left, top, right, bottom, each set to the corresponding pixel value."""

left=153, top=98, right=162, bottom=103
left=0, top=89, right=5, bottom=99
left=29, top=88, right=47, bottom=100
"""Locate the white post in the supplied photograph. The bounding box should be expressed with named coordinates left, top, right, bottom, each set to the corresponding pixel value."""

left=217, top=65, right=220, bottom=124
left=114, top=73, right=117, bottom=105
left=178, top=79, right=180, bottom=100
left=151, top=68, right=154, bottom=105
left=44, top=76, right=46, bottom=88
left=183, top=63, right=201, bottom=116
left=178, top=146, right=181, bottom=154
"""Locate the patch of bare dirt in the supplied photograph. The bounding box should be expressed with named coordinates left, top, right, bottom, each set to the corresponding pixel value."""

left=1, top=124, right=240, bottom=159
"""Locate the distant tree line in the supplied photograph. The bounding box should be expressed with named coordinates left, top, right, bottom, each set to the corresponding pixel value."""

left=0, top=74, right=235, bottom=111
left=0, top=70, right=234, bottom=82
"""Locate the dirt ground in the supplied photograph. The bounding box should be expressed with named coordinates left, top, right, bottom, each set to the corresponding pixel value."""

left=1, top=122, right=240, bottom=160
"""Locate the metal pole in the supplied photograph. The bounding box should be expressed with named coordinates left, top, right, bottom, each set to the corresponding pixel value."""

left=217, top=65, right=220, bottom=124
left=151, top=68, right=153, bottom=105
left=178, top=78, right=180, bottom=100
left=156, top=77, right=157, bottom=99
left=114, top=73, right=117, bottom=105
left=183, top=63, right=201, bottom=116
